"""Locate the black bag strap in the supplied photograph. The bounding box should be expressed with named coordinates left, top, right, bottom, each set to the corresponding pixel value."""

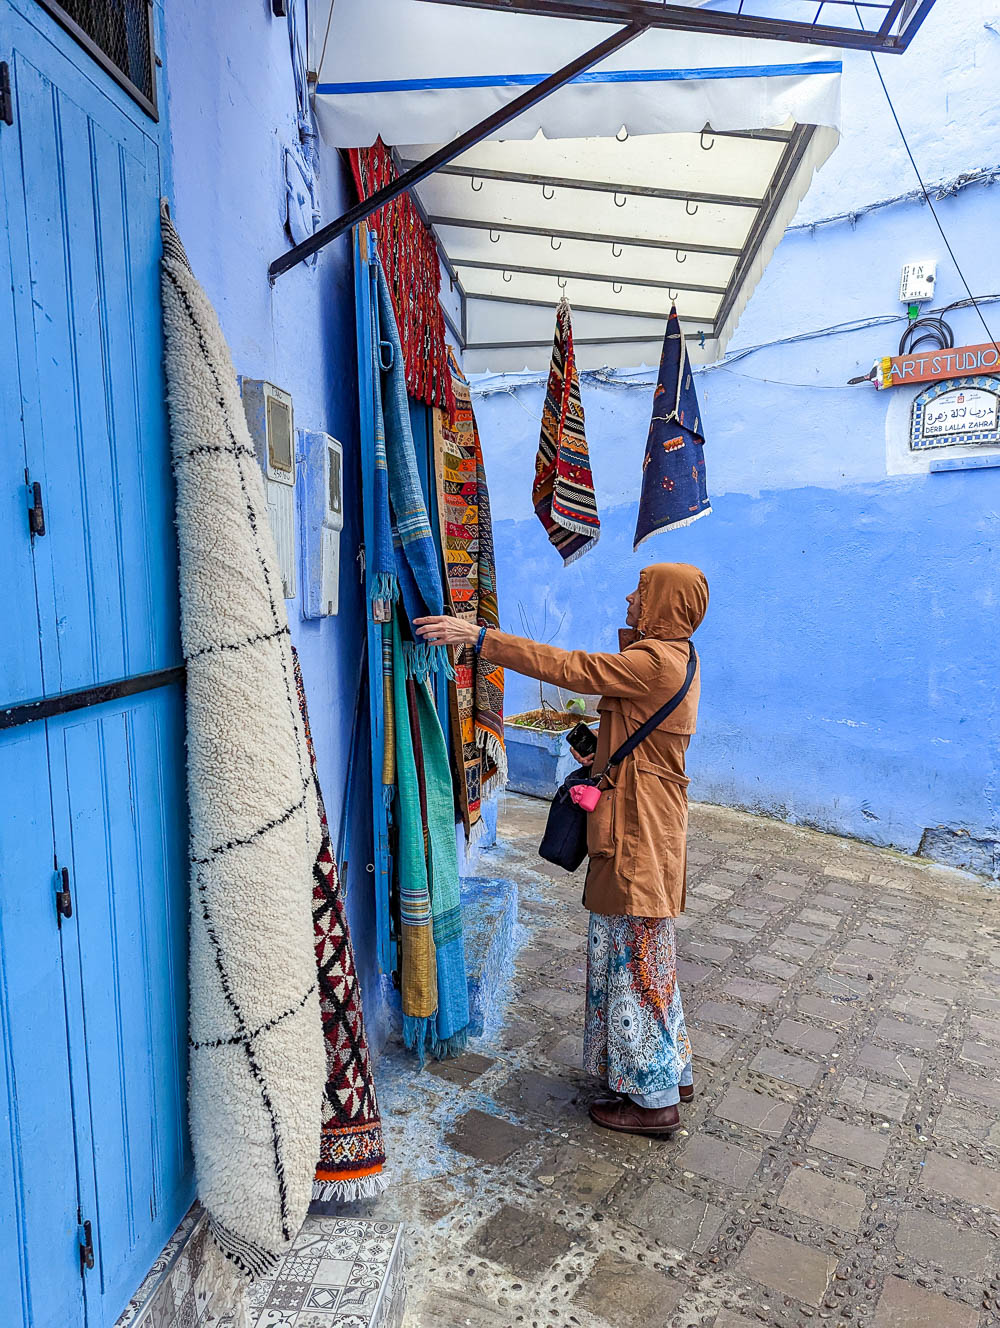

left=602, top=642, right=698, bottom=775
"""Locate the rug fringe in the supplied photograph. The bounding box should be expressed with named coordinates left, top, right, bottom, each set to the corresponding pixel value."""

left=382, top=784, right=395, bottom=809
left=403, top=641, right=455, bottom=683
left=466, top=815, right=490, bottom=850
left=402, top=1013, right=434, bottom=1065
left=477, top=730, right=508, bottom=793
left=311, top=1173, right=388, bottom=1204
left=554, top=512, right=602, bottom=541
left=560, top=531, right=601, bottom=565
left=371, top=572, right=399, bottom=624
left=632, top=505, right=712, bottom=550
left=431, top=1027, right=469, bottom=1059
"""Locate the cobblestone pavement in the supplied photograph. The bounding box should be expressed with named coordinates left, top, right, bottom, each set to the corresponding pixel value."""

left=348, top=794, right=1000, bottom=1328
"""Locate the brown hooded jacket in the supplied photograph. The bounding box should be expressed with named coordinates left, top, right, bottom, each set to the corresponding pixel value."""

left=486, top=563, right=708, bottom=918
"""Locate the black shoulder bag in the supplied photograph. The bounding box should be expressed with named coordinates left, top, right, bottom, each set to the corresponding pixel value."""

left=538, top=643, right=698, bottom=872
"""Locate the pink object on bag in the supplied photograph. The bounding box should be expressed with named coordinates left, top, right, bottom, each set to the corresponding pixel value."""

left=569, top=783, right=602, bottom=812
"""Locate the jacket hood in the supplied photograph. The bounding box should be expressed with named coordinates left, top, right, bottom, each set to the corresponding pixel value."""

left=621, top=563, right=709, bottom=645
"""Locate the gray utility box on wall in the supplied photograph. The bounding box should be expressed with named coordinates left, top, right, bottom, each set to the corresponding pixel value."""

left=299, top=430, right=345, bottom=617
left=241, top=378, right=297, bottom=599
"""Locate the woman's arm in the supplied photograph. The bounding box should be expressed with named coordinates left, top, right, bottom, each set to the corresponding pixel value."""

left=413, top=617, right=663, bottom=698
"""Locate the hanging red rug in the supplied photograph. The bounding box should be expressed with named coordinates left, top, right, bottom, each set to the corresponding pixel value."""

left=348, top=138, right=454, bottom=416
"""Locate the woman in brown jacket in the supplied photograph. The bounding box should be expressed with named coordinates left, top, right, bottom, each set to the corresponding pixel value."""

left=416, top=561, right=708, bottom=1138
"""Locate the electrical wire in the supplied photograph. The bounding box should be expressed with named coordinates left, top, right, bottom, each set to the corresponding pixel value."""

left=863, top=17, right=1000, bottom=356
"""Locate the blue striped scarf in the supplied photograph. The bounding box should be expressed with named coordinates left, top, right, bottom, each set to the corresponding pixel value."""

left=391, top=613, right=470, bottom=1060
left=372, top=259, right=451, bottom=681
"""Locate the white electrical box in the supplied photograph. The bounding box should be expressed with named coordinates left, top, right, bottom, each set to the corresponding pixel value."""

left=241, top=379, right=297, bottom=599
left=299, top=430, right=345, bottom=617
left=899, top=261, right=936, bottom=303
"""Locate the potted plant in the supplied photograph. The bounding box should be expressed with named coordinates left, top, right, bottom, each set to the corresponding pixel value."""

left=502, top=605, right=598, bottom=795
left=504, top=698, right=598, bottom=798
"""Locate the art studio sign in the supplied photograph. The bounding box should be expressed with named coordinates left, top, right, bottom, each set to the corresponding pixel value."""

left=878, top=342, right=1000, bottom=475
left=875, top=341, right=1000, bottom=389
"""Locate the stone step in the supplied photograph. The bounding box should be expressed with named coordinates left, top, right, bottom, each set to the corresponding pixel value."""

left=117, top=1205, right=405, bottom=1328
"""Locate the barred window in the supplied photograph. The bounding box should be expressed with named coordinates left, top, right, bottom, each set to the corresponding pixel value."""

left=39, top=0, right=156, bottom=116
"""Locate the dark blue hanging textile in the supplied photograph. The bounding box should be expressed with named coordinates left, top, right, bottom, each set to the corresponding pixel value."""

left=633, top=307, right=711, bottom=550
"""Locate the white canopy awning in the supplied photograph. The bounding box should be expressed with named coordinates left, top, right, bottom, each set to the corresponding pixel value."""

left=311, top=0, right=841, bottom=369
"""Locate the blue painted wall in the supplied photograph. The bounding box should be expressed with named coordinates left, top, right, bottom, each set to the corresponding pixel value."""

left=474, top=178, right=1000, bottom=876
left=161, top=3, right=386, bottom=1042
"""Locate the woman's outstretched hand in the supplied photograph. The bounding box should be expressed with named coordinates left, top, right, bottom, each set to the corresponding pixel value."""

left=413, top=615, right=481, bottom=648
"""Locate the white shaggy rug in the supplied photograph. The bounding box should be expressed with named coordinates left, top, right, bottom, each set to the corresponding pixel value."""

left=160, top=205, right=325, bottom=1278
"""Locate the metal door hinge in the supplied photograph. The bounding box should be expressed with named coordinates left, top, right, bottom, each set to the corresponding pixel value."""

left=0, top=63, right=12, bottom=127
left=78, top=1219, right=94, bottom=1274
left=27, top=479, right=45, bottom=537
left=55, top=866, right=73, bottom=925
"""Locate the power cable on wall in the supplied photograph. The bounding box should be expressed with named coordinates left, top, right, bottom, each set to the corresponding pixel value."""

left=861, top=6, right=1000, bottom=356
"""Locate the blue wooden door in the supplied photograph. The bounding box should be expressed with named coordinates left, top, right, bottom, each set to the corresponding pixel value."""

left=0, top=3, right=193, bottom=1325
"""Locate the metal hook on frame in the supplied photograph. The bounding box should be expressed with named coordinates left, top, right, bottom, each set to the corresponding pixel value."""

left=675, top=249, right=687, bottom=263
left=489, top=228, right=500, bottom=244
left=616, top=125, right=629, bottom=142
left=613, top=281, right=623, bottom=294
left=685, top=199, right=699, bottom=216
left=471, top=176, right=483, bottom=191
left=611, top=242, right=623, bottom=258
left=557, top=275, right=568, bottom=290
left=613, top=191, right=627, bottom=208
left=550, top=235, right=562, bottom=251
left=700, top=130, right=715, bottom=151
left=668, top=288, right=679, bottom=301
left=502, top=270, right=512, bottom=283
left=542, top=183, right=555, bottom=200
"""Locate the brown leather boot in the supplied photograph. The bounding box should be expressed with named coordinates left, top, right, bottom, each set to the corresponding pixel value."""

left=589, top=1097, right=680, bottom=1137
left=679, top=1083, right=694, bottom=1103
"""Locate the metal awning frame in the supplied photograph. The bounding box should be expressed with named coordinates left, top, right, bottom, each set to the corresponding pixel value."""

left=410, top=120, right=816, bottom=354
left=415, top=0, right=938, bottom=54
left=269, top=20, right=648, bottom=279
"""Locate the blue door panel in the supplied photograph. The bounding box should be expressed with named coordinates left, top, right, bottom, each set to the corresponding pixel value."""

left=5, top=26, right=180, bottom=704
left=50, top=685, right=193, bottom=1328
left=0, top=725, right=85, bottom=1328
left=1, top=3, right=192, bottom=1324
left=0, top=162, right=43, bottom=709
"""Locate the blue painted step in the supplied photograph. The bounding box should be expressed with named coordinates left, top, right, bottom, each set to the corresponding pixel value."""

left=460, top=876, right=519, bottom=1041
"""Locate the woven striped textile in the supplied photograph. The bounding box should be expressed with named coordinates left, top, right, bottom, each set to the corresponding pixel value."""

left=291, top=650, right=386, bottom=1204
left=391, top=611, right=470, bottom=1060
left=433, top=351, right=507, bottom=843
left=533, top=297, right=601, bottom=565
left=371, top=260, right=452, bottom=681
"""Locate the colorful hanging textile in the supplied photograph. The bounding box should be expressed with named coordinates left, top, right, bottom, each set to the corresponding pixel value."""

left=349, top=138, right=454, bottom=415
left=433, top=351, right=507, bottom=844
left=391, top=612, right=470, bottom=1060
left=370, top=259, right=452, bottom=681
left=533, top=297, right=601, bottom=565
left=291, top=650, right=386, bottom=1203
left=634, top=306, right=712, bottom=549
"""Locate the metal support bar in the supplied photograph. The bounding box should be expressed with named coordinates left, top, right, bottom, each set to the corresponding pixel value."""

left=428, top=215, right=743, bottom=258
left=1, top=667, right=186, bottom=730
left=713, top=124, right=814, bottom=336
left=453, top=258, right=726, bottom=296
left=467, top=291, right=709, bottom=324
left=269, top=21, right=648, bottom=280
left=414, top=0, right=936, bottom=52
left=402, top=162, right=763, bottom=209
left=465, top=333, right=712, bottom=350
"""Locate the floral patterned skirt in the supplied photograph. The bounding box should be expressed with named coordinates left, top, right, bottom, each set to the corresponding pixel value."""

left=583, top=913, right=692, bottom=1099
